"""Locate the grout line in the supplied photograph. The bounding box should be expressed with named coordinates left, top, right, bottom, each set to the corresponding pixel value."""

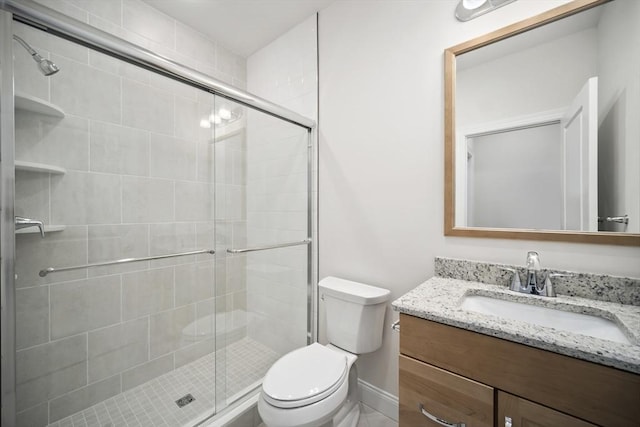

left=48, top=283, right=52, bottom=343
left=120, top=275, right=123, bottom=323
left=85, top=331, right=89, bottom=386
left=148, top=312, right=151, bottom=362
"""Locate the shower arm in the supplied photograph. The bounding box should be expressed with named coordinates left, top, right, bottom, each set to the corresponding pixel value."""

left=13, top=34, right=38, bottom=56
left=11, top=33, right=59, bottom=75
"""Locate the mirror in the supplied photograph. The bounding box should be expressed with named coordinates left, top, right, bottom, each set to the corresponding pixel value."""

left=445, top=0, right=640, bottom=245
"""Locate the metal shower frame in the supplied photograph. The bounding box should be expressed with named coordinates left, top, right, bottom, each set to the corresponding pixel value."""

left=0, top=0, right=317, bottom=425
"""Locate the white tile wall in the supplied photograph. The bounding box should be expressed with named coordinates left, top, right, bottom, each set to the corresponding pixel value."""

left=13, top=0, right=248, bottom=425
left=246, top=15, right=318, bottom=355
left=50, top=55, right=122, bottom=123
left=49, top=276, right=121, bottom=339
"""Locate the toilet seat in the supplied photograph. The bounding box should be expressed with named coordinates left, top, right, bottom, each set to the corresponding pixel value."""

left=262, top=343, right=348, bottom=409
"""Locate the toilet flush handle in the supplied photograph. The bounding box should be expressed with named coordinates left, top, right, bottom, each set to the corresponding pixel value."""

left=391, top=319, right=400, bottom=332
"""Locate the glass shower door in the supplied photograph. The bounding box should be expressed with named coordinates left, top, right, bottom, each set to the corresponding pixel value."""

left=213, top=95, right=311, bottom=409
left=12, top=22, right=219, bottom=426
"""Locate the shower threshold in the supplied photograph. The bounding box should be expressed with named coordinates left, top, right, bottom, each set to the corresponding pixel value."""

left=47, top=337, right=279, bottom=427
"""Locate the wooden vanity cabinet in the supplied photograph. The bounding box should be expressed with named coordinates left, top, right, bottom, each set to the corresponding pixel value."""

left=398, top=313, right=640, bottom=427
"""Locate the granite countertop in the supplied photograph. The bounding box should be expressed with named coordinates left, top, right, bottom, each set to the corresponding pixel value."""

left=392, top=277, right=640, bottom=374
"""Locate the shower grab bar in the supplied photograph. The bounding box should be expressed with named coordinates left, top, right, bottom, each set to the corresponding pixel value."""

left=39, top=249, right=216, bottom=277
left=227, top=239, right=311, bottom=254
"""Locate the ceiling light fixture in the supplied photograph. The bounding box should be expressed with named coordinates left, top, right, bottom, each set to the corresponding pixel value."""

left=455, top=0, right=518, bottom=22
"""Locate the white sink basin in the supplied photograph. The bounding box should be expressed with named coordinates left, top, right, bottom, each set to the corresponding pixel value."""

left=460, top=294, right=631, bottom=345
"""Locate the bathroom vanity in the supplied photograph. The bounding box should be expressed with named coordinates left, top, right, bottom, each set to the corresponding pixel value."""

left=393, top=260, right=640, bottom=427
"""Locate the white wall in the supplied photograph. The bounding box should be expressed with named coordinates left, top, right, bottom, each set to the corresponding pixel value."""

left=457, top=28, right=597, bottom=128
left=470, top=124, right=562, bottom=229
left=318, top=0, right=640, bottom=400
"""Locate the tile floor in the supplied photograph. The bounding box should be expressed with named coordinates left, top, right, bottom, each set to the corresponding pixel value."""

left=251, top=403, right=398, bottom=427
left=252, top=404, right=397, bottom=427
left=48, top=338, right=280, bottom=427
left=356, top=404, right=398, bottom=427
left=250, top=403, right=398, bottom=427
left=46, top=337, right=398, bottom=427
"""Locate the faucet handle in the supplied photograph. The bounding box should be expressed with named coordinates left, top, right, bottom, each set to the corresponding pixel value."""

left=526, top=251, right=541, bottom=271
left=499, top=267, right=522, bottom=292
left=539, top=273, right=571, bottom=297
left=15, top=216, right=45, bottom=238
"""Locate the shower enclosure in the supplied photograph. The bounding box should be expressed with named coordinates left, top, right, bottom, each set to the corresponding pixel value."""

left=0, top=1, right=315, bottom=426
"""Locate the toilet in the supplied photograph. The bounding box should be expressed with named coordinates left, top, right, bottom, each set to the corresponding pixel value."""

left=258, top=276, right=390, bottom=427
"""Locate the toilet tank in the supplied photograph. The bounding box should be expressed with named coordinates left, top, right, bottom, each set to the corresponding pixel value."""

left=319, top=276, right=391, bottom=354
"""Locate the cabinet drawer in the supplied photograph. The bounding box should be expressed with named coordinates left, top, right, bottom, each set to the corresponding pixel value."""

left=399, top=355, right=493, bottom=427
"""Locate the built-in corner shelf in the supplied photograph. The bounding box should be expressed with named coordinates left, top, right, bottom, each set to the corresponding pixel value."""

left=15, top=225, right=66, bottom=235
left=15, top=92, right=65, bottom=118
left=15, top=160, right=67, bottom=175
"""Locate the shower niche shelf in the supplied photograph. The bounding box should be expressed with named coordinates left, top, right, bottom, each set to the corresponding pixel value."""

left=15, top=92, right=65, bottom=118
left=15, top=160, right=67, bottom=175
left=16, top=225, right=66, bottom=235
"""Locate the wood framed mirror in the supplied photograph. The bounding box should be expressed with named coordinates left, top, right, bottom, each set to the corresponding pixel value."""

left=444, top=0, right=640, bottom=246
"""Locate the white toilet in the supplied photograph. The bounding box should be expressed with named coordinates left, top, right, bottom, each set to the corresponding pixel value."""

left=258, top=276, right=390, bottom=427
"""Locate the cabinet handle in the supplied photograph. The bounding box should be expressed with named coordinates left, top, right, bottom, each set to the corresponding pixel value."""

left=504, top=416, right=513, bottom=427
left=418, top=404, right=466, bottom=427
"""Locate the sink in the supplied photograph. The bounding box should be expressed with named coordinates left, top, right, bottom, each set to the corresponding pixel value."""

left=460, top=294, right=631, bottom=345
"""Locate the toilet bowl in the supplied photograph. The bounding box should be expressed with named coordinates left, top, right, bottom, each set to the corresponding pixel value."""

left=258, top=343, right=357, bottom=427
left=258, top=277, right=390, bottom=427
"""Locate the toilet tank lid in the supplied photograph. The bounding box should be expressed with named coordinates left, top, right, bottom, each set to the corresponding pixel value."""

left=319, top=276, right=390, bottom=305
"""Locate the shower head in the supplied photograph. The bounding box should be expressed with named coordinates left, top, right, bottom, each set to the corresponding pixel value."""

left=13, top=35, right=60, bottom=76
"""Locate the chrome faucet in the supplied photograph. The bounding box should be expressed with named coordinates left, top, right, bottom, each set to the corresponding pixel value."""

left=500, top=251, right=560, bottom=297
left=525, top=251, right=541, bottom=295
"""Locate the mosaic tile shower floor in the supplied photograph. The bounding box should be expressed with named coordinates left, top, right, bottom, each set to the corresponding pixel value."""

left=48, top=338, right=280, bottom=427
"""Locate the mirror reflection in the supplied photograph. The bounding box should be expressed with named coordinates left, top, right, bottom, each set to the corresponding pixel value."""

left=454, top=0, right=639, bottom=234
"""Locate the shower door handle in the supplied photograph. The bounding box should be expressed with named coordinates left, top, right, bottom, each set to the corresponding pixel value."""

left=15, top=216, right=45, bottom=237
left=227, top=239, right=311, bottom=254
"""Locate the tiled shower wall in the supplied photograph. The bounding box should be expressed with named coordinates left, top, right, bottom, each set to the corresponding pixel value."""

left=12, top=1, right=247, bottom=425
left=246, top=15, right=318, bottom=355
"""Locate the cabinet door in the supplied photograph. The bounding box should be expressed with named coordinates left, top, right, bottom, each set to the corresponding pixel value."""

left=399, top=355, right=493, bottom=427
left=497, top=391, right=597, bottom=427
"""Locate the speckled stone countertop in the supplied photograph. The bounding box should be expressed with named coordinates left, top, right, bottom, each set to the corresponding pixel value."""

left=392, top=277, right=640, bottom=374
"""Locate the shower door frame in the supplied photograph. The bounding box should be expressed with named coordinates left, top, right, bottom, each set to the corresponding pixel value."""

left=0, top=0, right=315, bottom=128
left=0, top=9, right=17, bottom=427
left=0, top=1, right=317, bottom=425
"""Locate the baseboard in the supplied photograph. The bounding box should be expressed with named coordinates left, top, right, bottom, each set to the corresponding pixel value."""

left=358, top=379, right=399, bottom=422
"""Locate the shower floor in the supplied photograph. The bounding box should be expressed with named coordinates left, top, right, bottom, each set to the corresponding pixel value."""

left=48, top=337, right=280, bottom=427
